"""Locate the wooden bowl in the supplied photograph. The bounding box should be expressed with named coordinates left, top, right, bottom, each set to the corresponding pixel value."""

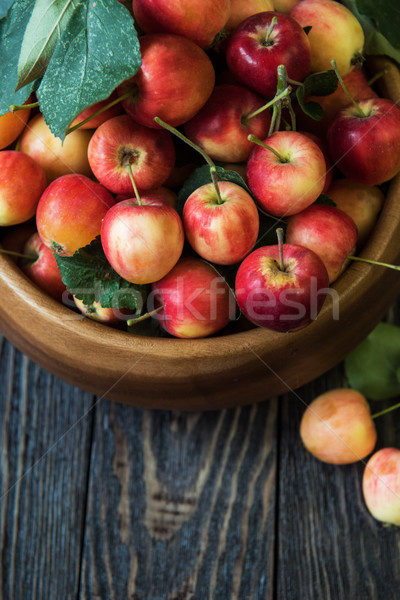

left=1, top=58, right=400, bottom=410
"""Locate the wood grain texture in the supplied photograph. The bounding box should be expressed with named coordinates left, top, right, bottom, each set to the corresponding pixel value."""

left=0, top=335, right=95, bottom=600
left=276, top=301, right=400, bottom=600
left=80, top=399, right=278, bottom=599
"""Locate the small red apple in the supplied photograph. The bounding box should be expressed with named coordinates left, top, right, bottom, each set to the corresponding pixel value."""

left=327, top=98, right=400, bottom=186
left=0, top=151, right=47, bottom=226
left=132, top=0, right=230, bottom=49
left=363, top=448, right=400, bottom=526
left=20, top=232, right=66, bottom=301
left=226, top=11, right=311, bottom=98
left=118, top=34, right=215, bottom=129
left=184, top=84, right=271, bottom=163
left=246, top=131, right=326, bottom=216
left=235, top=241, right=329, bottom=332
left=150, top=257, right=235, bottom=338
left=101, top=194, right=184, bottom=285
left=300, top=388, right=377, bottom=464
left=87, top=115, right=175, bottom=194
left=36, top=174, right=115, bottom=256
left=183, top=180, right=259, bottom=266
left=286, top=203, right=358, bottom=283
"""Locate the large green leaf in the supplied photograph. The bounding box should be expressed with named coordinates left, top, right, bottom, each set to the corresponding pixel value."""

left=341, top=0, right=400, bottom=64
left=0, top=0, right=37, bottom=115
left=37, top=0, right=141, bottom=139
left=345, top=322, right=400, bottom=400
left=17, top=0, right=77, bottom=90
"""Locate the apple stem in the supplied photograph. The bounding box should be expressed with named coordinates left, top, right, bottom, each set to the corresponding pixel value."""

left=367, top=66, right=390, bottom=87
left=248, top=134, right=288, bottom=163
left=244, top=87, right=292, bottom=122
left=276, top=228, right=285, bottom=271
left=9, top=101, right=38, bottom=112
left=126, top=163, right=142, bottom=206
left=330, top=59, right=366, bottom=118
left=371, top=401, right=400, bottom=420
left=263, top=16, right=278, bottom=46
left=154, top=116, right=224, bottom=204
left=0, top=248, right=36, bottom=261
left=269, top=64, right=295, bottom=135
left=65, top=90, right=133, bottom=135
left=127, top=305, right=163, bottom=327
left=348, top=255, right=400, bottom=272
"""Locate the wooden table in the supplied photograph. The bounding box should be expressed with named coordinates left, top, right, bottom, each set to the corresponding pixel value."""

left=1, top=301, right=399, bottom=599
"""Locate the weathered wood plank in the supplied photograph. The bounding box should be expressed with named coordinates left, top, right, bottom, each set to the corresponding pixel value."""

left=80, top=399, right=278, bottom=600
left=0, top=335, right=95, bottom=600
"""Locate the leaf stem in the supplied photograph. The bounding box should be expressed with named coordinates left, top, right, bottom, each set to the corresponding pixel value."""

left=10, top=101, right=38, bottom=112
left=154, top=116, right=224, bottom=204
left=248, top=134, right=288, bottom=163
left=371, top=401, right=400, bottom=420
left=348, top=255, right=400, bottom=272
left=127, top=305, right=163, bottom=326
left=65, top=90, right=132, bottom=135
left=330, top=59, right=366, bottom=118
left=126, top=163, right=142, bottom=205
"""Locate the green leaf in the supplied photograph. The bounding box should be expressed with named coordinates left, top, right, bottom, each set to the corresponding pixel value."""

left=55, top=237, right=148, bottom=312
left=295, top=70, right=338, bottom=120
left=341, top=0, right=400, bottom=64
left=37, top=0, right=141, bottom=139
left=315, top=194, right=337, bottom=207
left=177, top=165, right=251, bottom=214
left=345, top=322, right=400, bottom=400
left=0, top=0, right=37, bottom=115
left=17, top=0, right=77, bottom=90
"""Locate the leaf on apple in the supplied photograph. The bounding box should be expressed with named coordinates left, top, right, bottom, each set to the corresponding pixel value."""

left=55, top=237, right=148, bottom=312
left=345, top=322, right=400, bottom=400
left=177, top=165, right=251, bottom=214
left=0, top=0, right=37, bottom=115
left=16, top=0, right=77, bottom=91
left=36, top=0, right=141, bottom=139
left=296, top=70, right=339, bottom=121
left=342, top=0, right=400, bottom=65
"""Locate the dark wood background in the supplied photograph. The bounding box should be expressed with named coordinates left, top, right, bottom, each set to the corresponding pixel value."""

left=0, top=301, right=399, bottom=599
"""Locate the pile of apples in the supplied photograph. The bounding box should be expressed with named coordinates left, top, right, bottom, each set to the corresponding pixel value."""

left=1, top=0, right=400, bottom=338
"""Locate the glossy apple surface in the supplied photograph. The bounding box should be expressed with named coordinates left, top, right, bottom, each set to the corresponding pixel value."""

left=87, top=115, right=175, bottom=194
left=0, top=106, right=30, bottom=150
left=183, top=181, right=259, bottom=265
left=37, top=174, right=115, bottom=256
left=327, top=179, right=384, bottom=247
left=151, top=257, right=235, bottom=338
left=327, top=98, right=400, bottom=186
left=20, top=232, right=66, bottom=301
left=235, top=243, right=329, bottom=332
left=300, top=388, right=377, bottom=464
left=184, top=84, right=271, bottom=163
left=246, top=131, right=326, bottom=216
left=226, top=11, right=311, bottom=98
left=300, top=132, right=333, bottom=193
left=0, top=151, right=47, bottom=226
left=286, top=203, right=358, bottom=283
left=290, top=0, right=364, bottom=76
left=101, top=196, right=184, bottom=284
left=20, top=114, right=93, bottom=182
left=118, top=34, right=215, bottom=129
left=132, top=0, right=230, bottom=49
left=363, top=448, right=400, bottom=526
